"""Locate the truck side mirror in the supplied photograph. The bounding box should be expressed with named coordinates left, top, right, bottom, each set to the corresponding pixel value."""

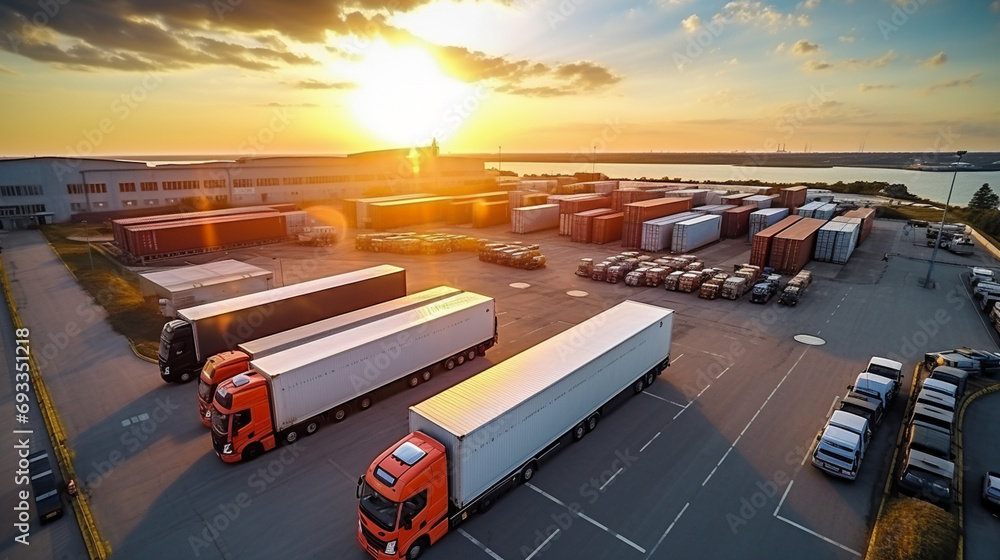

left=356, top=476, right=364, bottom=499
left=403, top=519, right=413, bottom=531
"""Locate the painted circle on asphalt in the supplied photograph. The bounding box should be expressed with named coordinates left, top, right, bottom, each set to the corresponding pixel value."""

left=567, top=290, right=588, bottom=297
left=510, top=282, right=531, bottom=289
left=794, top=334, right=826, bottom=346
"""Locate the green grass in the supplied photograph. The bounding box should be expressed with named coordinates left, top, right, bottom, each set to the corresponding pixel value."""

left=40, top=224, right=162, bottom=359
left=869, top=497, right=957, bottom=560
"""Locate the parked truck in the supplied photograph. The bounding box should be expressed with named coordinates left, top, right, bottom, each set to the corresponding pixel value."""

left=159, top=265, right=406, bottom=383
left=356, top=301, right=673, bottom=560
left=210, top=292, right=498, bottom=463
left=197, top=286, right=462, bottom=426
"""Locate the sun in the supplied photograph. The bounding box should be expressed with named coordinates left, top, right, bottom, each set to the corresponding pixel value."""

left=348, top=43, right=475, bottom=146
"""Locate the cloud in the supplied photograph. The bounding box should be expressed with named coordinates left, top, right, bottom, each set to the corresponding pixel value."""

left=921, top=52, right=948, bottom=68
left=774, top=42, right=786, bottom=53
left=798, top=0, right=821, bottom=9
left=802, top=60, right=834, bottom=71
left=858, top=83, right=896, bottom=92
left=0, top=63, right=16, bottom=75
left=790, top=39, right=820, bottom=55
left=681, top=14, right=702, bottom=32
left=804, top=50, right=895, bottom=72
left=925, top=72, right=981, bottom=94
left=293, top=79, right=357, bottom=90
left=993, top=0, right=1000, bottom=12
left=839, top=34, right=855, bottom=43
left=714, top=1, right=811, bottom=31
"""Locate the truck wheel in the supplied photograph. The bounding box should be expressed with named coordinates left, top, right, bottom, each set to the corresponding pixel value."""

left=421, top=370, right=432, bottom=382
left=444, top=358, right=457, bottom=371
left=633, top=378, right=646, bottom=394
left=179, top=371, right=192, bottom=383
left=477, top=344, right=487, bottom=356
left=572, top=422, right=586, bottom=441
left=406, top=538, right=429, bottom=560
left=586, top=413, right=600, bottom=432
left=305, top=420, right=320, bottom=434
left=520, top=461, right=537, bottom=483
left=284, top=430, right=299, bottom=444
left=455, top=354, right=466, bottom=366
left=359, top=395, right=373, bottom=410
left=243, top=443, right=263, bottom=462
left=333, top=408, right=348, bottom=422
left=644, top=371, right=656, bottom=387
left=408, top=375, right=420, bottom=388
left=465, top=349, right=477, bottom=362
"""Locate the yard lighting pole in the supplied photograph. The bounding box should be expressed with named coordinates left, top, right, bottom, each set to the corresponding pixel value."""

left=82, top=219, right=94, bottom=270
left=923, top=150, right=967, bottom=289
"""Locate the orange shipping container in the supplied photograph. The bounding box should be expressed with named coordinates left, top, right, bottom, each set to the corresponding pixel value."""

left=592, top=212, right=625, bottom=244
left=749, top=215, right=802, bottom=268
left=571, top=209, right=616, bottom=243
left=769, top=217, right=826, bottom=274
left=472, top=201, right=510, bottom=228
left=621, top=197, right=694, bottom=248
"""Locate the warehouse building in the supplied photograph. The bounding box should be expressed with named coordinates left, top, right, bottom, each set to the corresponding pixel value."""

left=0, top=146, right=489, bottom=227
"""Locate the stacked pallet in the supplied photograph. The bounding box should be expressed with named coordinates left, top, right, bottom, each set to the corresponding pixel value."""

left=749, top=215, right=802, bottom=268
left=621, top=197, right=693, bottom=248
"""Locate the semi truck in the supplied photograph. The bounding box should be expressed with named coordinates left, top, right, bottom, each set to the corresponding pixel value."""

left=197, top=286, right=462, bottom=426
left=210, top=291, right=498, bottom=463
left=159, top=265, right=406, bottom=383
left=356, top=301, right=673, bottom=560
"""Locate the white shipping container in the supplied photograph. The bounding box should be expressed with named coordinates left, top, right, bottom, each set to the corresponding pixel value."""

left=672, top=214, right=722, bottom=253
left=640, top=211, right=704, bottom=252
left=409, top=301, right=673, bottom=509
left=669, top=189, right=711, bottom=206
left=814, top=203, right=838, bottom=220
left=252, top=292, right=496, bottom=433
left=832, top=222, right=860, bottom=264
left=748, top=208, right=791, bottom=241
left=742, top=195, right=778, bottom=209
left=795, top=201, right=825, bottom=218
left=511, top=204, right=560, bottom=233
left=698, top=204, right=737, bottom=215
left=814, top=221, right=846, bottom=262
left=140, top=260, right=273, bottom=315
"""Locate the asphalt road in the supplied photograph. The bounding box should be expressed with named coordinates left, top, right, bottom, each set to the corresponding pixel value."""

left=963, top=389, right=1000, bottom=560
left=0, top=216, right=997, bottom=560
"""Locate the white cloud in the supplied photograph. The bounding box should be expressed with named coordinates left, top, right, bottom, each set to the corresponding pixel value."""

left=802, top=60, right=834, bottom=71
left=790, top=39, right=821, bottom=55
left=859, top=83, right=896, bottom=92
left=839, top=34, right=855, bottom=43
left=921, top=51, right=948, bottom=68
left=925, top=72, right=981, bottom=94
left=798, top=0, right=821, bottom=10
left=774, top=42, right=786, bottom=53
left=806, top=50, right=896, bottom=71
left=681, top=14, right=702, bottom=32
left=728, top=58, right=740, bottom=65
left=713, top=1, right=811, bottom=31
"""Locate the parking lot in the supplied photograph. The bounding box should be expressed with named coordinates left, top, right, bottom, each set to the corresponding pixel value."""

left=2, top=215, right=999, bottom=559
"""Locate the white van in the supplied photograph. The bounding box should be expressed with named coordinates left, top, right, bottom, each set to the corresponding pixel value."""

left=812, top=425, right=864, bottom=480
left=865, top=357, right=903, bottom=395
left=852, top=372, right=895, bottom=408
left=921, top=377, right=958, bottom=399
left=828, top=410, right=871, bottom=453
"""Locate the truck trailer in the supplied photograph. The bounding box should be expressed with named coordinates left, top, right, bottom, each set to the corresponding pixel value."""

left=196, top=286, right=462, bottom=426
left=356, top=301, right=673, bottom=560
left=210, top=292, right=498, bottom=462
left=159, top=265, right=406, bottom=383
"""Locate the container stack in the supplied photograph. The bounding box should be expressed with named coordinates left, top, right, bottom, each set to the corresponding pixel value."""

left=841, top=208, right=875, bottom=246
left=750, top=215, right=802, bottom=268
left=748, top=208, right=791, bottom=240
left=369, top=196, right=452, bottom=230
left=112, top=206, right=281, bottom=251
left=612, top=189, right=660, bottom=211
left=698, top=204, right=738, bottom=215
left=778, top=186, right=808, bottom=208
left=511, top=204, right=561, bottom=234
left=742, top=195, right=779, bottom=209
left=769, top=217, right=827, bottom=274
left=558, top=196, right=612, bottom=236
left=572, top=209, right=617, bottom=243
left=640, top=211, right=704, bottom=252
left=355, top=194, right=437, bottom=228
left=814, top=221, right=846, bottom=262
left=832, top=222, right=860, bottom=264
left=621, top=197, right=693, bottom=248
left=672, top=215, right=722, bottom=253
left=795, top=201, right=825, bottom=218
left=124, top=213, right=288, bottom=263
left=721, top=206, right=756, bottom=239
left=446, top=192, right=510, bottom=225
left=813, top=203, right=838, bottom=220
left=668, top=189, right=713, bottom=206
left=720, top=193, right=753, bottom=206
left=592, top=212, right=625, bottom=244
left=472, top=201, right=510, bottom=228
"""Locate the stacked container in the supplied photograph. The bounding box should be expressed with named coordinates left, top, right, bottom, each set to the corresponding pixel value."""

left=814, top=221, right=847, bottom=262
left=369, top=196, right=452, bottom=230
left=511, top=204, right=561, bottom=234
left=668, top=189, right=712, bottom=206
left=698, top=204, right=738, bottom=215
left=721, top=206, right=756, bottom=239
left=558, top=196, right=612, bottom=236
left=592, top=212, right=625, bottom=244
left=814, top=203, right=837, bottom=220
left=748, top=208, right=791, bottom=240
left=640, top=211, right=704, bottom=252
left=672, top=215, right=722, bottom=253
left=742, top=195, right=779, bottom=209
left=112, top=206, right=279, bottom=253
left=125, top=214, right=287, bottom=260
left=472, top=201, right=510, bottom=228
left=572, top=209, right=617, bottom=243
left=751, top=215, right=802, bottom=268
left=621, top=197, right=693, bottom=248
left=720, top=193, right=753, bottom=206
left=769, top=217, right=827, bottom=274
left=795, top=201, right=825, bottom=218
left=356, top=194, right=436, bottom=228
left=778, top=186, right=808, bottom=208
left=841, top=208, right=875, bottom=246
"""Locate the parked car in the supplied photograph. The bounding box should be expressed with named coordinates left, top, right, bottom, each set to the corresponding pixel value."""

left=929, top=366, right=969, bottom=396
left=898, top=448, right=954, bottom=508
left=749, top=281, right=778, bottom=304
left=983, top=471, right=1000, bottom=516
left=839, top=392, right=885, bottom=429
left=28, top=450, right=63, bottom=524
left=906, top=423, right=953, bottom=461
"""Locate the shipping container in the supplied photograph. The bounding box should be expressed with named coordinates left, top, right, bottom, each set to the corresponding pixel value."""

left=750, top=215, right=801, bottom=268
left=814, top=221, right=847, bottom=262
left=720, top=193, right=753, bottom=205
left=356, top=194, right=436, bottom=228
left=612, top=189, right=660, bottom=211
left=795, top=201, right=826, bottom=218
left=571, top=209, right=617, bottom=243
left=667, top=189, right=711, bottom=206
left=511, top=204, right=561, bottom=234
left=125, top=214, right=288, bottom=259
left=369, top=196, right=453, bottom=230
left=721, top=205, right=755, bottom=239
left=139, top=260, right=273, bottom=317
left=672, top=214, right=722, bottom=253
left=472, top=201, right=510, bottom=228
left=814, top=203, right=838, bottom=221
left=770, top=218, right=827, bottom=274
left=558, top=196, right=612, bottom=236
left=742, top=195, right=779, bottom=209
left=698, top=204, right=738, bottom=215
left=748, top=208, right=791, bottom=241
left=592, top=212, right=625, bottom=244
left=832, top=222, right=860, bottom=264
left=842, top=208, right=875, bottom=246
left=640, top=211, right=704, bottom=252
left=111, top=206, right=281, bottom=252
left=621, top=197, right=694, bottom=248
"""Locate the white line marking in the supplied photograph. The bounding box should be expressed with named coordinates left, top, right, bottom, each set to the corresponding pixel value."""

left=525, top=483, right=645, bottom=553
left=671, top=353, right=685, bottom=362
left=700, top=350, right=731, bottom=360
left=826, top=396, right=840, bottom=418
left=717, top=446, right=733, bottom=466
left=696, top=384, right=710, bottom=398
left=458, top=528, right=506, bottom=560
left=702, top=466, right=718, bottom=486
left=524, top=529, right=559, bottom=560
left=640, top=432, right=660, bottom=453
left=599, top=468, right=624, bottom=491
left=774, top=515, right=862, bottom=557
left=773, top=480, right=794, bottom=516
left=716, top=366, right=731, bottom=379
left=647, top=502, right=690, bottom=559
left=801, top=441, right=814, bottom=467
left=673, top=407, right=686, bottom=420
left=641, top=391, right=687, bottom=408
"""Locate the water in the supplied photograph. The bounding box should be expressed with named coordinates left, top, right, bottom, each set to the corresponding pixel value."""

left=488, top=162, right=1000, bottom=207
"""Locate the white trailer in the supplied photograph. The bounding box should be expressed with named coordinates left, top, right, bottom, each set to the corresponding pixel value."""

left=408, top=301, right=673, bottom=509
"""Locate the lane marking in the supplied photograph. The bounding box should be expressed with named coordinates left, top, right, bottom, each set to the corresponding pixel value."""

left=523, top=529, right=559, bottom=560
left=716, top=366, right=731, bottom=379
left=640, top=432, right=661, bottom=453
left=599, top=468, right=624, bottom=491
left=826, top=396, right=840, bottom=418
left=646, top=502, right=690, bottom=559
left=671, top=353, right=685, bottom=363
left=525, top=483, right=645, bottom=553
left=696, top=384, right=710, bottom=398
left=702, top=467, right=718, bottom=486
left=642, top=391, right=687, bottom=408
left=774, top=515, right=862, bottom=557
left=458, top=528, right=506, bottom=560
left=773, top=479, right=794, bottom=516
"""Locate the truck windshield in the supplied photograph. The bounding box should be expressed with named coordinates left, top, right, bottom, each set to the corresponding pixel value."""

left=359, top=481, right=399, bottom=531
left=866, top=364, right=898, bottom=378
left=159, top=333, right=170, bottom=361
left=198, top=380, right=214, bottom=402
left=211, top=410, right=229, bottom=435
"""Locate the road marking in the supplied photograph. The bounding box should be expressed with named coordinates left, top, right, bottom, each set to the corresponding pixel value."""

left=642, top=391, right=687, bottom=408
left=696, top=384, right=710, bottom=398
left=525, top=483, right=645, bottom=553
left=458, top=528, right=506, bottom=560
left=646, top=502, right=689, bottom=559
left=826, top=396, right=840, bottom=418
left=640, top=432, right=660, bottom=453
left=702, top=466, right=718, bottom=486
left=524, top=529, right=559, bottom=560
left=599, top=468, right=624, bottom=491
left=671, top=353, right=685, bottom=363
left=774, top=515, right=861, bottom=557
left=801, top=440, right=815, bottom=467
left=773, top=479, right=794, bottom=516
left=716, top=366, right=731, bottom=379
left=121, top=413, right=150, bottom=427
left=673, top=407, right=687, bottom=420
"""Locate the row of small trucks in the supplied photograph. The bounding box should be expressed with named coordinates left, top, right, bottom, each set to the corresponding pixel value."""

left=157, top=265, right=673, bottom=559
left=575, top=252, right=812, bottom=305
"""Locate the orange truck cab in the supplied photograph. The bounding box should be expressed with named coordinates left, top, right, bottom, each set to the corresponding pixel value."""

left=357, top=433, right=451, bottom=560
left=198, top=351, right=252, bottom=427
left=210, top=373, right=277, bottom=463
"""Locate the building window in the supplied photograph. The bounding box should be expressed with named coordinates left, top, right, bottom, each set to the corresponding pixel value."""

left=122, top=200, right=137, bottom=206
left=67, top=184, right=86, bottom=195
left=145, top=199, right=159, bottom=205
left=283, top=177, right=304, bottom=185
left=233, top=178, right=253, bottom=188
left=204, top=179, right=226, bottom=189
left=119, top=182, right=136, bottom=193
left=88, top=183, right=107, bottom=194
left=140, top=181, right=158, bottom=191
left=214, top=195, right=227, bottom=202
left=256, top=177, right=280, bottom=187
left=0, top=185, right=43, bottom=197
left=71, top=202, right=86, bottom=211
left=163, top=180, right=199, bottom=190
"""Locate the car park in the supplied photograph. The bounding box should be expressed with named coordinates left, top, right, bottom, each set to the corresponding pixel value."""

left=905, top=423, right=953, bottom=461
left=898, top=448, right=955, bottom=508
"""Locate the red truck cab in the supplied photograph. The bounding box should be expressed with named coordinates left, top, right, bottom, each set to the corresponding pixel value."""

left=210, top=373, right=276, bottom=463
left=198, top=351, right=251, bottom=427
left=357, top=432, right=450, bottom=559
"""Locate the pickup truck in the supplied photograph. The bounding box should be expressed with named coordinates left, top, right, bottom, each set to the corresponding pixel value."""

left=924, top=347, right=1000, bottom=375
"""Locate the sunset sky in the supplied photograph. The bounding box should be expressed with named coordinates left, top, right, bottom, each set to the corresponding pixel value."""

left=1, top=0, right=997, bottom=157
